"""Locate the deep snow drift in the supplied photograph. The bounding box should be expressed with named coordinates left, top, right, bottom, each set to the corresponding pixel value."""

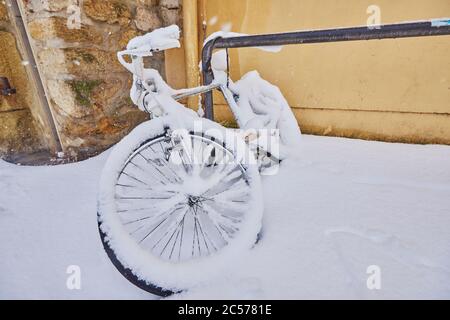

left=1, top=135, right=450, bottom=299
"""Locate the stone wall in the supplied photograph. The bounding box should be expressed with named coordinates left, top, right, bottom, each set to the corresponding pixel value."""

left=0, top=1, right=8, bottom=21
left=1, top=0, right=182, bottom=161
left=0, top=1, right=47, bottom=159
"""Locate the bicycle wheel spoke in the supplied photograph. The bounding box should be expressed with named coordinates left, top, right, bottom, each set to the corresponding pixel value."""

left=124, top=215, right=154, bottom=225
left=202, top=203, right=239, bottom=241
left=178, top=215, right=185, bottom=261
left=116, top=181, right=178, bottom=194
left=116, top=195, right=175, bottom=200
left=191, top=210, right=199, bottom=257
left=116, top=192, right=184, bottom=215
left=207, top=197, right=248, bottom=217
left=160, top=219, right=183, bottom=256
left=168, top=228, right=182, bottom=260
left=136, top=152, right=169, bottom=185
left=121, top=171, right=149, bottom=186
left=203, top=165, right=244, bottom=196
left=117, top=207, right=152, bottom=214
left=177, top=148, right=193, bottom=175
left=116, top=183, right=140, bottom=189
left=204, top=171, right=247, bottom=198
left=129, top=160, right=146, bottom=172
left=110, top=132, right=255, bottom=264
left=151, top=208, right=188, bottom=250
left=142, top=148, right=183, bottom=185
left=195, top=215, right=202, bottom=256
left=194, top=205, right=216, bottom=253
left=169, top=215, right=186, bottom=260
left=139, top=204, right=184, bottom=244
left=154, top=148, right=184, bottom=183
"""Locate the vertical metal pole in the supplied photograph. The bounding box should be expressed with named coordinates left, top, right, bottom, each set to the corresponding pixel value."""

left=201, top=37, right=220, bottom=120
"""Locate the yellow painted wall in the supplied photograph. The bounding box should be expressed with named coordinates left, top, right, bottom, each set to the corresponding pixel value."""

left=197, top=0, right=450, bottom=144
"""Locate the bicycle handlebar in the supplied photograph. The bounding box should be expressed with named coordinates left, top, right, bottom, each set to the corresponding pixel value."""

left=118, top=25, right=181, bottom=76
left=127, top=25, right=181, bottom=52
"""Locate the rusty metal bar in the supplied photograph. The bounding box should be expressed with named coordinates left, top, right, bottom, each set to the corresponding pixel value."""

left=6, top=0, right=63, bottom=153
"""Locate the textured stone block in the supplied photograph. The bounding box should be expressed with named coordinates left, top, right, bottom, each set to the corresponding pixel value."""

left=29, top=17, right=103, bottom=45
left=160, top=0, right=180, bottom=9
left=83, top=0, right=131, bottom=26
left=135, top=6, right=162, bottom=32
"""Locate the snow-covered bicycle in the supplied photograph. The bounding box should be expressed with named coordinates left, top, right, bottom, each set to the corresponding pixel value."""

left=97, top=25, right=301, bottom=296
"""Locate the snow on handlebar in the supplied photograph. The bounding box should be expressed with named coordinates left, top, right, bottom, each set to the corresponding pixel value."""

left=126, top=25, right=181, bottom=52
left=118, top=25, right=181, bottom=75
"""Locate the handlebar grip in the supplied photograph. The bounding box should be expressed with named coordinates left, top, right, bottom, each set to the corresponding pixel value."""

left=127, top=25, right=181, bottom=52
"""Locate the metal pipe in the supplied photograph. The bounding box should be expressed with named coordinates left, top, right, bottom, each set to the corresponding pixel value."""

left=6, top=0, right=63, bottom=153
left=201, top=37, right=222, bottom=120
left=172, top=82, right=221, bottom=101
left=202, top=19, right=450, bottom=120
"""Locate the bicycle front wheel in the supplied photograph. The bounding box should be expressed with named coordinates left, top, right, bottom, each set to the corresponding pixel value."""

left=98, top=117, right=263, bottom=296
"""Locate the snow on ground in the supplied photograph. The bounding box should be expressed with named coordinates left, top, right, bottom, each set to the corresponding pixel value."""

left=1, top=135, right=450, bottom=299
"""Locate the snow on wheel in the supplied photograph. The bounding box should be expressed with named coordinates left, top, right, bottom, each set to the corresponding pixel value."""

left=98, top=117, right=263, bottom=296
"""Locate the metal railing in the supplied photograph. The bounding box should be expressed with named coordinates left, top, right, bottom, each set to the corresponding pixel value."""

left=201, top=19, right=450, bottom=120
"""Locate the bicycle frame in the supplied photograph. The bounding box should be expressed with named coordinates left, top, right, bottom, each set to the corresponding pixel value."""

left=117, top=50, right=281, bottom=172
left=117, top=23, right=285, bottom=169
left=118, top=48, right=254, bottom=130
